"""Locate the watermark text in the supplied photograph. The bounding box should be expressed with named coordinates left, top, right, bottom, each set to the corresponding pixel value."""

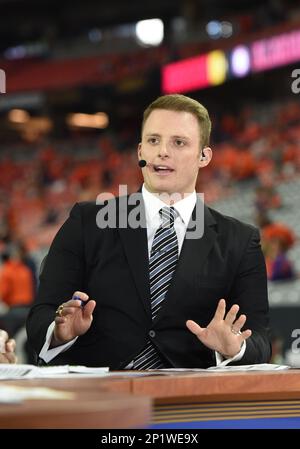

left=0, top=69, right=6, bottom=93
left=291, top=68, right=300, bottom=94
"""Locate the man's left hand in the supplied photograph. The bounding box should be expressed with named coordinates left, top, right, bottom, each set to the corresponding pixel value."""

left=186, top=298, right=252, bottom=358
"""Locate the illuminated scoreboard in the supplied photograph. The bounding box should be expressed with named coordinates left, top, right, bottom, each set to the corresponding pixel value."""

left=162, top=29, right=300, bottom=93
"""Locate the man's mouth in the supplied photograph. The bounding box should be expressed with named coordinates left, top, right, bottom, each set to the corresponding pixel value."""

left=152, top=164, right=175, bottom=174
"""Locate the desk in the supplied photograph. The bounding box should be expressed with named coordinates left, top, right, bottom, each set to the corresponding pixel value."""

left=1, top=370, right=300, bottom=429
left=130, top=369, right=300, bottom=428
left=0, top=377, right=150, bottom=429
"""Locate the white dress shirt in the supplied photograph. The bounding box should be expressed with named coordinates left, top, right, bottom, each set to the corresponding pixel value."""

left=39, top=184, right=245, bottom=365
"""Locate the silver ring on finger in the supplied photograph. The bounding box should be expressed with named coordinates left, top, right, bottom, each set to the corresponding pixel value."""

left=231, top=327, right=242, bottom=335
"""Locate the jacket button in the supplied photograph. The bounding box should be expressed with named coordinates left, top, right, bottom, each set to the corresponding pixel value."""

left=149, top=330, right=156, bottom=338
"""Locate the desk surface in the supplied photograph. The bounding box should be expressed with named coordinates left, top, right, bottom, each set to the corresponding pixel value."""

left=1, top=369, right=300, bottom=429
left=130, top=369, right=300, bottom=403
left=129, top=369, right=300, bottom=428
left=0, top=377, right=150, bottom=429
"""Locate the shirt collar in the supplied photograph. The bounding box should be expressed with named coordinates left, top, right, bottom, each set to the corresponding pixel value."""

left=142, top=184, right=197, bottom=225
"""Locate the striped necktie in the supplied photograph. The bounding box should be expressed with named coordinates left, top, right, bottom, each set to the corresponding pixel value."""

left=132, top=206, right=179, bottom=369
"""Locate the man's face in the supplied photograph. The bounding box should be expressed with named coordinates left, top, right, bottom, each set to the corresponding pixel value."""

left=138, top=109, right=211, bottom=199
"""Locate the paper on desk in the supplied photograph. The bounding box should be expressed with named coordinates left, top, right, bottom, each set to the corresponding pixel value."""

left=150, top=363, right=291, bottom=373
left=207, top=363, right=291, bottom=372
left=68, top=366, right=109, bottom=374
left=106, top=371, right=168, bottom=377
left=0, top=364, right=109, bottom=380
left=0, top=364, right=36, bottom=379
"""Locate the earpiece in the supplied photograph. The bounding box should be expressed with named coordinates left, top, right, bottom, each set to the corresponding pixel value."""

left=200, top=151, right=206, bottom=161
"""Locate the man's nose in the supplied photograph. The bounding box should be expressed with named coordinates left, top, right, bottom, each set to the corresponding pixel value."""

left=158, top=142, right=169, bottom=158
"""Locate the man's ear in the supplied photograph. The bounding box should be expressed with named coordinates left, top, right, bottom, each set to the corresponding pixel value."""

left=199, top=147, right=212, bottom=167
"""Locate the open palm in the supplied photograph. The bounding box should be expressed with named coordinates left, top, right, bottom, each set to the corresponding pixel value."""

left=186, top=298, right=252, bottom=358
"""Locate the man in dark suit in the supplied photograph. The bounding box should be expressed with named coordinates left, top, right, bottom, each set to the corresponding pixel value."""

left=26, top=94, right=271, bottom=368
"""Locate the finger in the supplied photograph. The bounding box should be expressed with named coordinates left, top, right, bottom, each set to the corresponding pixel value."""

left=0, top=329, right=9, bottom=341
left=232, top=314, right=247, bottom=333
left=0, top=351, right=17, bottom=364
left=59, top=292, right=89, bottom=311
left=241, top=329, right=252, bottom=340
left=63, top=299, right=86, bottom=308
left=186, top=320, right=205, bottom=338
left=6, top=339, right=16, bottom=353
left=56, top=301, right=95, bottom=322
left=59, top=306, right=81, bottom=317
left=224, top=304, right=239, bottom=326
left=83, top=300, right=96, bottom=319
left=55, top=316, right=67, bottom=325
left=72, top=291, right=89, bottom=305
left=5, top=351, right=17, bottom=364
left=213, top=299, right=226, bottom=321
left=0, top=329, right=9, bottom=352
left=0, top=353, right=11, bottom=363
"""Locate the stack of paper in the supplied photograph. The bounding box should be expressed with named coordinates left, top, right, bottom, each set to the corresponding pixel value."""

left=0, top=364, right=109, bottom=380
left=149, top=363, right=291, bottom=374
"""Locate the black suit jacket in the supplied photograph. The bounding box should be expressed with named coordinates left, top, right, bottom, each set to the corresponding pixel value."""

left=26, top=195, right=271, bottom=368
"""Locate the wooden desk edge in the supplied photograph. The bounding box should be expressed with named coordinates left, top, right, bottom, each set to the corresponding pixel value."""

left=130, top=369, right=300, bottom=403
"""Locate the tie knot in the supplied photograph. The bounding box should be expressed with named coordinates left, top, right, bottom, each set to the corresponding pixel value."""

left=159, top=206, right=178, bottom=227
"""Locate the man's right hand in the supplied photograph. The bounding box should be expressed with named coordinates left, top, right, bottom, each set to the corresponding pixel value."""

left=51, top=291, right=96, bottom=347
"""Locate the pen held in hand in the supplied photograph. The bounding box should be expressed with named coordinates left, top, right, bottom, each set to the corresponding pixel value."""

left=73, top=296, right=87, bottom=307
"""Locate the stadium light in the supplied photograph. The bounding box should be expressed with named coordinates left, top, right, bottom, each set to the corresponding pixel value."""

left=67, top=112, right=109, bottom=129
left=135, top=19, right=164, bottom=47
left=231, top=45, right=251, bottom=77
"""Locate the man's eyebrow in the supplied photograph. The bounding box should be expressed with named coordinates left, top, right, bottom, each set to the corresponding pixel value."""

left=145, top=133, right=191, bottom=140
left=172, top=135, right=191, bottom=141
left=145, top=133, right=161, bottom=137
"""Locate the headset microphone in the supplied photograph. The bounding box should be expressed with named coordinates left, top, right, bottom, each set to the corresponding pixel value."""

left=138, top=159, right=147, bottom=168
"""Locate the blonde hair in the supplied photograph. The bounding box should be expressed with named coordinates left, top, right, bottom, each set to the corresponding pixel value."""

left=142, top=94, right=211, bottom=148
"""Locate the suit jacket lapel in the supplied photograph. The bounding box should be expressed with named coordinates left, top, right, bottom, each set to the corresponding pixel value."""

left=118, top=194, right=152, bottom=318
left=177, top=200, right=217, bottom=280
